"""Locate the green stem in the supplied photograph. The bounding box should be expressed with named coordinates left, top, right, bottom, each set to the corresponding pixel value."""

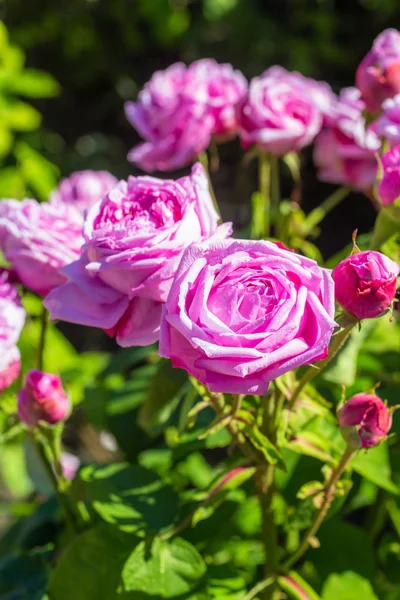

left=209, top=138, right=220, bottom=172
left=198, top=151, right=221, bottom=221
left=287, top=322, right=356, bottom=414
left=270, top=154, right=280, bottom=227
left=37, top=306, right=48, bottom=371
left=259, top=152, right=271, bottom=238
left=258, top=392, right=281, bottom=600
left=283, top=446, right=355, bottom=570
left=303, top=186, right=351, bottom=235
left=30, top=432, right=78, bottom=533
left=370, top=207, right=400, bottom=250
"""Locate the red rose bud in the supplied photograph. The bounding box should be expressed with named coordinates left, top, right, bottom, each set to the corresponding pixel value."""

left=333, top=250, right=399, bottom=320
left=338, top=393, right=392, bottom=449
left=18, top=369, right=69, bottom=427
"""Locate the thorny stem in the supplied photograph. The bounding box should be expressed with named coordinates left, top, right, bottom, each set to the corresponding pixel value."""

left=283, top=446, right=355, bottom=570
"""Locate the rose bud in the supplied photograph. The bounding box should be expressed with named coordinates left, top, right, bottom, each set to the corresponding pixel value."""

left=356, top=29, right=400, bottom=113
left=18, top=370, right=69, bottom=427
left=338, top=393, right=392, bottom=449
left=378, top=146, right=400, bottom=206
left=333, top=250, right=399, bottom=320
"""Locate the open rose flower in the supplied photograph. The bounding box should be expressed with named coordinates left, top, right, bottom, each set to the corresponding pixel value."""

left=372, top=95, right=400, bottom=147
left=50, top=170, right=118, bottom=215
left=238, top=66, right=323, bottom=156
left=333, top=250, right=399, bottom=320
left=314, top=87, right=380, bottom=191
left=160, top=239, right=336, bottom=394
left=45, top=163, right=231, bottom=346
left=356, top=29, right=400, bottom=114
left=125, top=60, right=246, bottom=172
left=378, top=145, right=400, bottom=205
left=0, top=199, right=84, bottom=296
left=0, top=269, right=26, bottom=392
left=338, top=393, right=392, bottom=449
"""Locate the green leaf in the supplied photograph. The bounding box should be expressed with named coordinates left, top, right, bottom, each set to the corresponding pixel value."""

left=286, top=431, right=334, bottom=464
left=121, top=537, right=206, bottom=597
left=352, top=444, right=399, bottom=494
left=14, top=141, right=59, bottom=201
left=138, top=358, right=188, bottom=437
left=0, top=125, right=13, bottom=158
left=0, top=166, right=25, bottom=198
left=322, top=321, right=375, bottom=386
left=0, top=550, right=51, bottom=600
left=80, top=463, right=179, bottom=534
left=1, top=99, right=41, bottom=131
left=9, top=69, right=61, bottom=98
left=48, top=525, right=133, bottom=600
left=243, top=424, right=284, bottom=466
left=322, top=571, right=378, bottom=600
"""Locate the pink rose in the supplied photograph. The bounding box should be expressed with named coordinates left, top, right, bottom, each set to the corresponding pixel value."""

left=50, top=170, right=118, bottom=215
left=0, top=199, right=84, bottom=296
left=0, top=270, right=25, bottom=392
left=378, top=145, right=400, bottom=205
left=372, top=95, right=400, bottom=146
left=314, top=87, right=380, bottom=191
left=125, top=60, right=247, bottom=172
left=184, top=59, right=248, bottom=139
left=18, top=369, right=70, bottom=427
left=356, top=29, right=400, bottom=113
left=45, top=164, right=232, bottom=346
left=333, top=250, right=399, bottom=320
left=159, top=239, right=336, bottom=395
left=238, top=66, right=323, bottom=156
left=338, top=393, right=392, bottom=449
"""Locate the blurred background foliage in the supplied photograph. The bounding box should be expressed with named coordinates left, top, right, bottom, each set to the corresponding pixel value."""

left=2, top=0, right=400, bottom=255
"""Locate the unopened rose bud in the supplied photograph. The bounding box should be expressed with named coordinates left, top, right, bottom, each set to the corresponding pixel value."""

left=356, top=29, right=400, bottom=113
left=338, top=393, right=392, bottom=449
left=378, top=146, right=400, bottom=206
left=18, top=369, right=69, bottom=427
left=333, top=250, right=399, bottom=320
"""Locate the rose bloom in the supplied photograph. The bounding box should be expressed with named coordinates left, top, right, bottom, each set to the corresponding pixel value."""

left=372, top=94, right=400, bottom=148
left=18, top=369, right=69, bottom=427
left=160, top=239, right=336, bottom=395
left=45, top=164, right=232, bottom=346
left=184, top=59, right=248, bottom=139
left=125, top=60, right=246, bottom=172
left=238, top=66, right=323, bottom=156
left=356, top=29, right=400, bottom=114
left=50, top=170, right=118, bottom=215
left=333, top=250, right=399, bottom=320
left=0, top=199, right=84, bottom=296
left=314, top=87, right=380, bottom=191
left=338, top=393, right=392, bottom=449
left=378, top=145, right=400, bottom=205
left=0, top=270, right=25, bottom=392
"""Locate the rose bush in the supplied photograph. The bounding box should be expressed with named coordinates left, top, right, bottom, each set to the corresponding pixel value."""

left=45, top=163, right=232, bottom=346
left=160, top=239, right=336, bottom=394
